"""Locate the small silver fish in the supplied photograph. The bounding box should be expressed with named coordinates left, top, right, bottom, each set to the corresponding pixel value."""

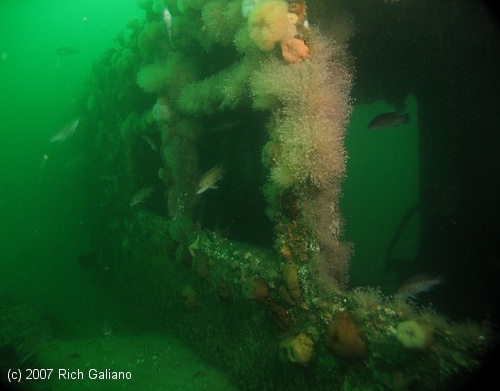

left=163, top=8, right=173, bottom=45
left=100, top=173, right=118, bottom=183
left=368, top=112, right=410, bottom=130
left=141, top=135, right=158, bottom=151
left=129, top=186, right=154, bottom=206
left=64, top=155, right=84, bottom=168
left=196, top=164, right=225, bottom=195
left=50, top=118, right=79, bottom=143
left=55, top=45, right=79, bottom=55
left=209, top=120, right=241, bottom=132
left=396, top=273, right=443, bottom=299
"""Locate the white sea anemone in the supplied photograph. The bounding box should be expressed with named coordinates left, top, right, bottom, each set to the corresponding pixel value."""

left=396, top=319, right=435, bottom=351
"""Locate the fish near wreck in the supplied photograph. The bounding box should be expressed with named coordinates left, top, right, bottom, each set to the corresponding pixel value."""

left=368, top=112, right=410, bottom=130
left=49, top=118, right=79, bottom=143
left=162, top=7, right=173, bottom=45
left=129, top=186, right=154, bottom=206
left=396, top=273, right=443, bottom=299
left=141, top=134, right=158, bottom=151
left=55, top=46, right=79, bottom=55
left=196, top=164, right=225, bottom=195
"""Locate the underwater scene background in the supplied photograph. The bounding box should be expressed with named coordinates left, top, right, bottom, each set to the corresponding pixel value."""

left=1, top=0, right=499, bottom=390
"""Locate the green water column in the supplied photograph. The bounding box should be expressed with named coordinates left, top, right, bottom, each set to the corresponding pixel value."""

left=342, top=95, right=420, bottom=291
